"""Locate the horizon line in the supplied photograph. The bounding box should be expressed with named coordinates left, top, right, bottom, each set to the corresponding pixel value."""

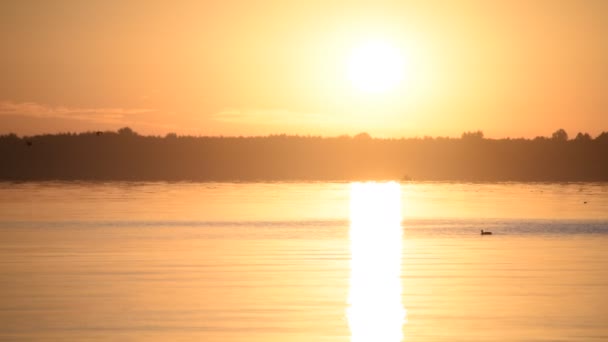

left=2, top=128, right=606, bottom=141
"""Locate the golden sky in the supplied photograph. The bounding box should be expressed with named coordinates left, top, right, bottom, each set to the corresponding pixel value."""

left=0, top=0, right=606, bottom=138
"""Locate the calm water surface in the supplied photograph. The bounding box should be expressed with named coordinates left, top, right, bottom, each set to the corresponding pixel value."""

left=0, top=182, right=607, bottom=341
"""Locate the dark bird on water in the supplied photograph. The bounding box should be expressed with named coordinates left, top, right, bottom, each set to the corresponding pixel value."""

left=481, top=229, right=492, bottom=235
left=584, top=201, right=588, bottom=204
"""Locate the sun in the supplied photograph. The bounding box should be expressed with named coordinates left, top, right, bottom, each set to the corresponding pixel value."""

left=347, top=40, right=405, bottom=94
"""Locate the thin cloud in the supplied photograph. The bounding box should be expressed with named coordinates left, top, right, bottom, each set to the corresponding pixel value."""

left=212, top=108, right=339, bottom=126
left=211, top=107, right=386, bottom=137
left=0, top=101, right=155, bottom=124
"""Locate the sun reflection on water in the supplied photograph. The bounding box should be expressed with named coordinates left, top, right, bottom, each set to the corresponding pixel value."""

left=348, top=181, right=406, bottom=342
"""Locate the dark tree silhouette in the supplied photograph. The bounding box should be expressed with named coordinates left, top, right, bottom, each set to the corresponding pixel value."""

left=461, top=131, right=484, bottom=140
left=596, top=131, right=608, bottom=143
left=354, top=132, right=372, bottom=140
left=118, top=127, right=137, bottom=136
left=1, top=128, right=607, bottom=182
left=552, top=129, right=568, bottom=141
left=575, top=132, right=592, bottom=142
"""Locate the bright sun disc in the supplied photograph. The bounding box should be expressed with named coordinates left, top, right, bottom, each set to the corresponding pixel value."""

left=348, top=40, right=405, bottom=94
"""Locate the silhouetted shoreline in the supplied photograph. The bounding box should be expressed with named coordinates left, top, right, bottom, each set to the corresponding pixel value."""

left=1, top=128, right=607, bottom=182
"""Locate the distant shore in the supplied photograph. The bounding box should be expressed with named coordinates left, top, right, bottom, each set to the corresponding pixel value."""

left=2, top=128, right=607, bottom=182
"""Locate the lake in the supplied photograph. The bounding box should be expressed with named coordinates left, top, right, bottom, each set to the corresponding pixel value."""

left=0, top=182, right=607, bottom=341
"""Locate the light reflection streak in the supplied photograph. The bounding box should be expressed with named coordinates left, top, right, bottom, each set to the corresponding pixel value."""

left=348, top=181, right=406, bottom=342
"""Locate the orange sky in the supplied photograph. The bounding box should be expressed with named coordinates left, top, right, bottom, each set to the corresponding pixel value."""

left=1, top=1, right=606, bottom=138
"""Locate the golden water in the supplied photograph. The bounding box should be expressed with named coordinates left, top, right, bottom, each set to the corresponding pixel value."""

left=0, top=182, right=607, bottom=341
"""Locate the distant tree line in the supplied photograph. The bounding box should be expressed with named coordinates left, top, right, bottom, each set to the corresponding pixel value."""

left=1, top=128, right=607, bottom=181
